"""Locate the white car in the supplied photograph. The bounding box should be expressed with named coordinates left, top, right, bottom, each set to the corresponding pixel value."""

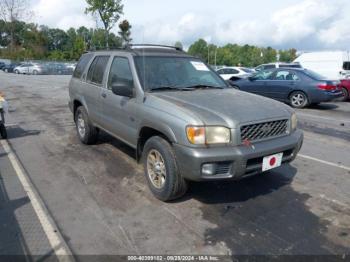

left=13, top=63, right=46, bottom=75
left=216, top=67, right=255, bottom=80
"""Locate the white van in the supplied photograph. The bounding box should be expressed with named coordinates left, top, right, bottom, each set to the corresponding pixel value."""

left=294, top=51, right=350, bottom=80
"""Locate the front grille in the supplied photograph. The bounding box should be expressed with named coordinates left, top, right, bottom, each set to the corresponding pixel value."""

left=240, top=119, right=288, bottom=142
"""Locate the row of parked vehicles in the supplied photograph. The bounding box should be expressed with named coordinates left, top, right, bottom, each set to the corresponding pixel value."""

left=0, top=61, right=76, bottom=75
left=217, top=62, right=350, bottom=108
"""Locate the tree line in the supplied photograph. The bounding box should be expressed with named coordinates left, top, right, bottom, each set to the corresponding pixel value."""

left=187, top=39, right=297, bottom=67
left=0, top=0, right=131, bottom=61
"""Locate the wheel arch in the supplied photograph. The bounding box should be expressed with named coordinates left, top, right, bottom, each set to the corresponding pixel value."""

left=137, top=126, right=177, bottom=162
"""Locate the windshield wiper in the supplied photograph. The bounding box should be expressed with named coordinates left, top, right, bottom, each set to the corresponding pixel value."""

left=183, top=84, right=224, bottom=89
left=148, top=86, right=194, bottom=92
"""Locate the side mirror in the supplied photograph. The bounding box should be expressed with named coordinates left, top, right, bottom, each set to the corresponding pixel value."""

left=111, top=81, right=134, bottom=98
left=248, top=76, right=255, bottom=81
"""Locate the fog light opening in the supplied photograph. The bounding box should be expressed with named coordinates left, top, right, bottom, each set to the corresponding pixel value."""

left=202, top=163, right=217, bottom=176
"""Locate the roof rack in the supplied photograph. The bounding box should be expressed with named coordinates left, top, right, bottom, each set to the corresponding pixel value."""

left=127, top=44, right=183, bottom=51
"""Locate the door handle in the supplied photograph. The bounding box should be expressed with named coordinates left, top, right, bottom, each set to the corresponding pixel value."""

left=101, top=93, right=107, bottom=98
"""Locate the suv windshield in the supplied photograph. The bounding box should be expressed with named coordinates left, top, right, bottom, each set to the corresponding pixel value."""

left=134, top=56, right=227, bottom=91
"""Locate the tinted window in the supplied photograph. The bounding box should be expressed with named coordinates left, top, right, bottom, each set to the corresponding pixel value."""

left=274, top=70, right=299, bottom=81
left=217, top=69, right=225, bottom=74
left=343, top=62, right=350, bottom=70
left=73, top=53, right=93, bottom=79
left=252, top=70, right=274, bottom=80
left=264, top=65, right=276, bottom=69
left=87, top=56, right=110, bottom=85
left=225, top=69, right=239, bottom=74
left=108, top=57, right=134, bottom=90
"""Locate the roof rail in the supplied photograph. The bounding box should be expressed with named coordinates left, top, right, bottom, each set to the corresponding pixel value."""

left=127, top=44, right=183, bottom=51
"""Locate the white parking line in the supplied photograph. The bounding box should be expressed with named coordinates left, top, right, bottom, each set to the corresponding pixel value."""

left=298, top=154, right=350, bottom=172
left=0, top=140, right=73, bottom=261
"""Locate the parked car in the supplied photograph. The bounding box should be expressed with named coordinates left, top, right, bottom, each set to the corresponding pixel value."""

left=13, top=63, right=46, bottom=75
left=44, top=63, right=72, bottom=75
left=294, top=51, right=350, bottom=80
left=68, top=45, right=303, bottom=201
left=2, top=63, right=21, bottom=73
left=231, top=68, right=343, bottom=108
left=0, top=62, right=6, bottom=70
left=338, top=79, right=350, bottom=101
left=217, top=67, right=255, bottom=80
left=255, top=63, right=302, bottom=72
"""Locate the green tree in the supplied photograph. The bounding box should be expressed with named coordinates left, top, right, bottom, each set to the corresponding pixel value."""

left=118, top=19, right=132, bottom=46
left=188, top=39, right=208, bottom=62
left=85, top=0, right=124, bottom=49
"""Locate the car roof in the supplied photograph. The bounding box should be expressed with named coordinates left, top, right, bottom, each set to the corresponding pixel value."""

left=87, top=46, right=194, bottom=58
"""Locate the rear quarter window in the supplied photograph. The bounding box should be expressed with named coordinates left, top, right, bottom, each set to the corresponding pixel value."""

left=73, top=53, right=94, bottom=79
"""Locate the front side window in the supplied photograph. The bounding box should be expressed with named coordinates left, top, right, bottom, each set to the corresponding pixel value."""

left=108, top=57, right=134, bottom=90
left=87, top=56, right=110, bottom=85
left=225, top=69, right=239, bottom=74
left=134, top=56, right=227, bottom=91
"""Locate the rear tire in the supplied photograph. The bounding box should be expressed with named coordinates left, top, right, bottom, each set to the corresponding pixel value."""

left=340, top=87, right=349, bottom=101
left=74, top=106, right=98, bottom=145
left=14, top=70, right=19, bottom=74
left=0, top=124, right=7, bottom=139
left=289, top=91, right=309, bottom=108
left=33, top=70, right=38, bottom=75
left=143, top=136, right=188, bottom=201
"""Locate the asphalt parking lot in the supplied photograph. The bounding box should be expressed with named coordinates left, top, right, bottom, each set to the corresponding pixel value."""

left=0, top=72, right=350, bottom=258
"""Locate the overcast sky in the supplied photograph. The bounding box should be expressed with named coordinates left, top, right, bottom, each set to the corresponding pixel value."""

left=29, top=0, right=350, bottom=50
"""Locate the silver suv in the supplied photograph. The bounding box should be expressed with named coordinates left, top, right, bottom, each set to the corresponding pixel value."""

left=68, top=45, right=303, bottom=201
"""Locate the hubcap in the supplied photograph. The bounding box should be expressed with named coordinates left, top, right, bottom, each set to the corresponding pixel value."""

left=77, top=113, right=86, bottom=138
left=292, top=93, right=305, bottom=107
left=147, top=149, right=166, bottom=189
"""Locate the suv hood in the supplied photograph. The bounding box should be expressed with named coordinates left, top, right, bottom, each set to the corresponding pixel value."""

left=151, top=89, right=292, bottom=128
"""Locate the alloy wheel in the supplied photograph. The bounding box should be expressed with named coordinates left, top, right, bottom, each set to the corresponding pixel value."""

left=77, top=113, right=86, bottom=138
left=147, top=149, right=166, bottom=189
left=291, top=93, right=305, bottom=107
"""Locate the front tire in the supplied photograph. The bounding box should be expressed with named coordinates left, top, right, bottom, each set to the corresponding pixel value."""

left=290, top=91, right=309, bottom=108
left=0, top=124, right=7, bottom=139
left=75, top=106, right=98, bottom=145
left=143, top=136, right=188, bottom=201
left=14, top=70, right=19, bottom=74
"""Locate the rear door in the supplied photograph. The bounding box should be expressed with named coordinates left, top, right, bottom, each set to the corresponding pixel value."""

left=100, top=56, right=138, bottom=147
left=267, top=70, right=300, bottom=101
left=84, top=55, right=110, bottom=125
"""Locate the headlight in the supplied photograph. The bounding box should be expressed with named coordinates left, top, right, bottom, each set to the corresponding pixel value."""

left=291, top=113, right=298, bottom=131
left=186, top=126, right=231, bottom=144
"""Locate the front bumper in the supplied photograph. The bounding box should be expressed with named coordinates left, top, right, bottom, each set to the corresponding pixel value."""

left=173, top=130, right=303, bottom=181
